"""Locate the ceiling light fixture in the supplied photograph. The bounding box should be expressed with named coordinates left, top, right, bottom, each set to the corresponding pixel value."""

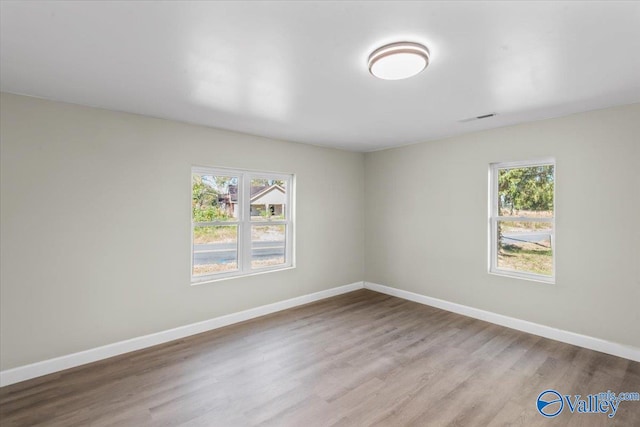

left=368, top=42, right=430, bottom=80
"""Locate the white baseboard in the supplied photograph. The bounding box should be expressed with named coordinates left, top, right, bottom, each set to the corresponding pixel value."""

left=4, top=280, right=637, bottom=387
left=364, top=282, right=640, bottom=363
left=0, top=281, right=365, bottom=387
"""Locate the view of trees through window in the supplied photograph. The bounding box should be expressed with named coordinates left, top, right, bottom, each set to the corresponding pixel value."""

left=192, top=170, right=290, bottom=279
left=192, top=175, right=237, bottom=222
left=192, top=174, right=238, bottom=275
left=494, top=163, right=555, bottom=278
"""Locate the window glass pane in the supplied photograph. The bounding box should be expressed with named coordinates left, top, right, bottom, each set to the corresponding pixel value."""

left=251, top=224, right=285, bottom=269
left=250, top=178, right=287, bottom=221
left=192, top=174, right=239, bottom=221
left=497, top=221, right=553, bottom=276
left=193, top=225, right=238, bottom=276
left=498, top=165, right=554, bottom=217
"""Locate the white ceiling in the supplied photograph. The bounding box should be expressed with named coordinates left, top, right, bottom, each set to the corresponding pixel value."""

left=1, top=1, right=639, bottom=152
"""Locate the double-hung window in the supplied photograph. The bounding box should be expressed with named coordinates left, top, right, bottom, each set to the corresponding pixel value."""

left=191, top=166, right=294, bottom=283
left=489, top=159, right=555, bottom=283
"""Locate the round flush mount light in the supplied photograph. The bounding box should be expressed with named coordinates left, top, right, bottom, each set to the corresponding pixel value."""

left=368, top=41, right=430, bottom=80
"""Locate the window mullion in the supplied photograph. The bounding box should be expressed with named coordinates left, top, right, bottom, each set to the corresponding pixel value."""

left=242, top=173, right=252, bottom=273
left=285, top=177, right=292, bottom=266
left=249, top=220, right=289, bottom=226
left=490, top=217, right=497, bottom=272
left=495, top=169, right=499, bottom=216
left=193, top=221, right=240, bottom=227
left=495, top=216, right=553, bottom=222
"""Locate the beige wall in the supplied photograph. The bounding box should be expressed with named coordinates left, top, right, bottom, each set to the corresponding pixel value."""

left=365, top=104, right=640, bottom=348
left=0, top=93, right=365, bottom=370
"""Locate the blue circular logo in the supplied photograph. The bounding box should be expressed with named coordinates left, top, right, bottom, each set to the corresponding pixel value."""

left=537, top=389, right=564, bottom=417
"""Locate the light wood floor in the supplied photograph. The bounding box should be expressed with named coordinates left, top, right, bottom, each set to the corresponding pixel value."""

left=1, top=289, right=638, bottom=426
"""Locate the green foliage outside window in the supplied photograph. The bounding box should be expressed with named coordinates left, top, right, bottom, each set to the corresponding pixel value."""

left=192, top=175, right=231, bottom=222
left=498, top=165, right=554, bottom=215
left=495, top=164, right=554, bottom=275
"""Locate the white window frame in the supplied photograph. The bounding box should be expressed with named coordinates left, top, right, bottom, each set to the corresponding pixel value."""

left=489, top=159, right=556, bottom=284
left=191, top=166, right=295, bottom=284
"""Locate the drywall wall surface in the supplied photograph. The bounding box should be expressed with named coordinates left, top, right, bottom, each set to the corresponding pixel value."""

left=365, top=103, right=640, bottom=348
left=0, top=93, right=365, bottom=369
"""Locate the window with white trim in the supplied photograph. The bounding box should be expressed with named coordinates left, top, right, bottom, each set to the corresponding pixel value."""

left=489, top=160, right=555, bottom=283
left=191, top=166, right=294, bottom=283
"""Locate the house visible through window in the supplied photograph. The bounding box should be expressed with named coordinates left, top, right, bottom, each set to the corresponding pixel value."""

left=191, top=167, right=294, bottom=283
left=489, top=160, right=555, bottom=283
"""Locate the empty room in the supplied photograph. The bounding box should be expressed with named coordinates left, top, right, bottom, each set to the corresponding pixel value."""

left=1, top=1, right=639, bottom=426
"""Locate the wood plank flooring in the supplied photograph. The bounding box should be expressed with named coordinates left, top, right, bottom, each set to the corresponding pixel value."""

left=1, top=289, right=638, bottom=426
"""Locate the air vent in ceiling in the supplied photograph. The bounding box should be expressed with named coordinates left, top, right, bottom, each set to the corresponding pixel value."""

left=459, top=113, right=497, bottom=123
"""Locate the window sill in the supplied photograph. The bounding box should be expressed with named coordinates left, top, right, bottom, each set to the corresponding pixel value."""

left=191, top=265, right=296, bottom=286
left=489, top=269, right=555, bottom=285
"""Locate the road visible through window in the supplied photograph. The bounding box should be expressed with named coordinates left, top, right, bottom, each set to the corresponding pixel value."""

left=191, top=167, right=293, bottom=282
left=490, top=161, right=555, bottom=283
